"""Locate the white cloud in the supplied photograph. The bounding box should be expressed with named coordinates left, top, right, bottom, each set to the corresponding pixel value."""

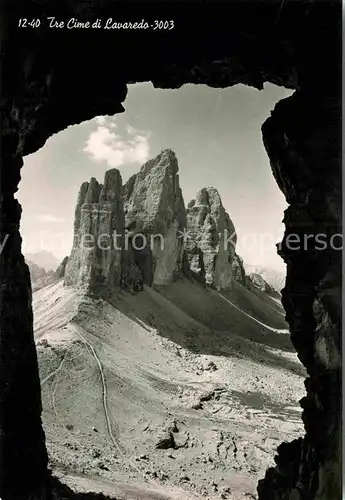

left=125, top=124, right=136, bottom=134
left=84, top=118, right=150, bottom=168
left=95, top=116, right=107, bottom=126
left=36, top=214, right=65, bottom=223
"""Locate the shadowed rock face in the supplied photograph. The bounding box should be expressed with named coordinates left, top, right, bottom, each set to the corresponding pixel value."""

left=26, top=260, right=55, bottom=292
left=123, top=149, right=189, bottom=286
left=257, top=91, right=341, bottom=500
left=0, top=1, right=340, bottom=499
left=186, top=187, right=237, bottom=290
left=64, top=169, right=124, bottom=295
left=232, top=254, right=246, bottom=286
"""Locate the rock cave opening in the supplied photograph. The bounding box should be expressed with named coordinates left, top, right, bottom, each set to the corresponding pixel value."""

left=17, top=82, right=308, bottom=500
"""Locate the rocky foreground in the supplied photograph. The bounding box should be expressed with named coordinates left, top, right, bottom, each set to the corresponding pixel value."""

left=34, top=277, right=304, bottom=499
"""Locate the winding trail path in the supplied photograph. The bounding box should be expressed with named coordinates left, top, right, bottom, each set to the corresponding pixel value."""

left=68, top=324, right=124, bottom=455
left=67, top=324, right=199, bottom=499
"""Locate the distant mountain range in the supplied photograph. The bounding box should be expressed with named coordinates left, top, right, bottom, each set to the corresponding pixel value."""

left=244, top=264, right=286, bottom=294
left=25, top=250, right=60, bottom=272
left=25, top=251, right=63, bottom=292
left=25, top=260, right=54, bottom=292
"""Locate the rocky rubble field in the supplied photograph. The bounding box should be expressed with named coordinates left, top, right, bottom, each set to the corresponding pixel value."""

left=32, top=150, right=305, bottom=499
left=35, top=279, right=304, bottom=500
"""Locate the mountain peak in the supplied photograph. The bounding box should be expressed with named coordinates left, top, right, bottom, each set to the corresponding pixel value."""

left=185, top=186, right=237, bottom=290
left=63, top=151, right=243, bottom=296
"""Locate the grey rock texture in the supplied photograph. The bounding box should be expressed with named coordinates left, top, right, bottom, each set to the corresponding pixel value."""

left=27, top=260, right=47, bottom=281
left=55, top=256, right=69, bottom=279
left=245, top=272, right=282, bottom=302
left=64, top=169, right=124, bottom=296
left=257, top=92, right=341, bottom=500
left=244, top=264, right=286, bottom=294
left=246, top=272, right=276, bottom=295
left=63, top=151, right=278, bottom=304
left=64, top=150, right=190, bottom=293
left=123, top=149, right=188, bottom=286
left=185, top=187, right=237, bottom=290
left=26, top=260, right=55, bottom=292
left=26, top=257, right=69, bottom=293
left=1, top=2, right=340, bottom=499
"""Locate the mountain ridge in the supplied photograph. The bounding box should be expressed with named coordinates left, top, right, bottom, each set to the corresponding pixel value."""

left=26, top=250, right=60, bottom=272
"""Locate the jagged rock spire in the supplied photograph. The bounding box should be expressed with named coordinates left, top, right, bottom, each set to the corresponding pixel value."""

left=64, top=168, right=124, bottom=296
left=123, top=148, right=189, bottom=286
left=186, top=186, right=237, bottom=290
left=64, top=150, right=240, bottom=296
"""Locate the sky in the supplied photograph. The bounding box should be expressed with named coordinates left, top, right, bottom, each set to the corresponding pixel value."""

left=17, top=82, right=293, bottom=272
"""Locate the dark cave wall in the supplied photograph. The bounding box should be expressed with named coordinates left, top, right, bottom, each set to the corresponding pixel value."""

left=0, top=1, right=342, bottom=499
left=0, top=93, right=50, bottom=499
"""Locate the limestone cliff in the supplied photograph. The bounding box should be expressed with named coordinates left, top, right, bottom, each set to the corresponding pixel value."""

left=123, top=149, right=189, bottom=286
left=64, top=169, right=124, bottom=296
left=64, top=150, right=190, bottom=293
left=185, top=187, right=237, bottom=290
